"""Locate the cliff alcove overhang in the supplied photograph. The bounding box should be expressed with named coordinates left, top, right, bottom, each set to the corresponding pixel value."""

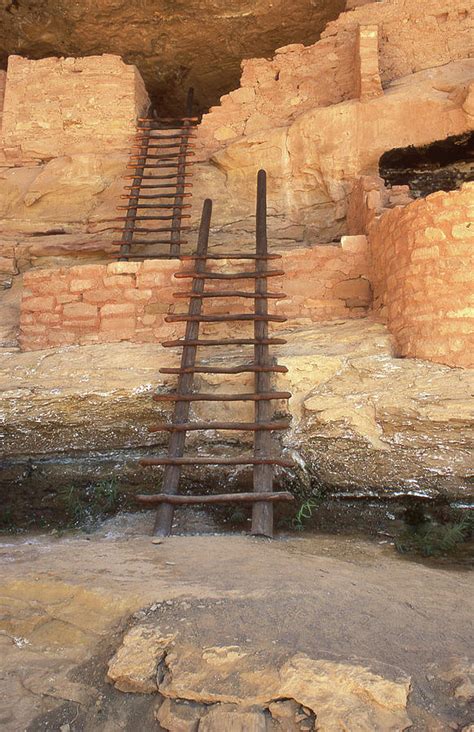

left=0, top=0, right=347, bottom=114
left=379, top=131, right=474, bottom=198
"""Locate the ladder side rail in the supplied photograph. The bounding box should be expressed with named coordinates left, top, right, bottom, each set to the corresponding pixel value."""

left=170, top=88, right=195, bottom=257
left=251, top=169, right=274, bottom=538
left=119, top=129, right=150, bottom=260
left=153, top=198, right=212, bottom=536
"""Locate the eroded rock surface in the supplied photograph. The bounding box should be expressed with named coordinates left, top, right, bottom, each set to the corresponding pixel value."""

left=1, top=320, right=473, bottom=507
left=107, top=622, right=412, bottom=731
left=107, top=625, right=176, bottom=693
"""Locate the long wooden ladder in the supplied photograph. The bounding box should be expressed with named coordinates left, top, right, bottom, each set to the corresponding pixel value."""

left=137, top=170, right=294, bottom=537
left=112, top=89, right=198, bottom=261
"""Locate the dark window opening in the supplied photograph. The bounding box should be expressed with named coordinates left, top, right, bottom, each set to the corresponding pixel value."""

left=379, top=132, right=474, bottom=198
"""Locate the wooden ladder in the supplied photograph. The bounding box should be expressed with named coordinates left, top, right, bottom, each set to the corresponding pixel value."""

left=137, top=170, right=294, bottom=537
left=112, top=89, right=198, bottom=261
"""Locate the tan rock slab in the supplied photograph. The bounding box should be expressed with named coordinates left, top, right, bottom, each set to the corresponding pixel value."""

left=107, top=625, right=176, bottom=693
left=154, top=697, right=207, bottom=732
left=279, top=654, right=412, bottom=731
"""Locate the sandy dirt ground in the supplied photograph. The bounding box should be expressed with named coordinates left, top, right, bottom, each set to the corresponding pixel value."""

left=0, top=513, right=472, bottom=730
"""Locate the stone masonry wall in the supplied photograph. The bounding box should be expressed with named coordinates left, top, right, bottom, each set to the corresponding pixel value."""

left=369, top=183, right=474, bottom=368
left=0, top=54, right=149, bottom=164
left=196, top=0, right=473, bottom=157
left=19, top=237, right=370, bottom=351
left=0, top=54, right=150, bottom=257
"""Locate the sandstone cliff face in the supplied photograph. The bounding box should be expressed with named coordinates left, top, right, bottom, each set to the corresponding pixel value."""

left=1, top=321, right=473, bottom=507
left=191, top=60, right=474, bottom=245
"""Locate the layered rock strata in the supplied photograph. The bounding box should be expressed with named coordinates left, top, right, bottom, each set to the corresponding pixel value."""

left=1, top=321, right=473, bottom=505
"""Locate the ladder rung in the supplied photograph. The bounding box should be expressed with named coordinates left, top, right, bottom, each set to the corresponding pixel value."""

left=173, top=290, right=285, bottom=299
left=161, top=338, right=287, bottom=347
left=114, top=215, right=191, bottom=221
left=175, top=270, right=284, bottom=280
left=152, top=391, right=291, bottom=402
left=120, top=193, right=192, bottom=199
left=110, top=254, right=181, bottom=260
left=111, top=240, right=188, bottom=246
left=124, top=183, right=193, bottom=189
left=136, top=492, right=294, bottom=505
left=124, top=175, right=193, bottom=180
left=140, top=457, right=294, bottom=467
left=149, top=420, right=291, bottom=433
left=181, top=254, right=282, bottom=260
left=160, top=365, right=288, bottom=374
left=165, top=314, right=287, bottom=323
left=113, top=227, right=191, bottom=233
left=130, top=152, right=196, bottom=160
left=126, top=163, right=196, bottom=169
left=133, top=133, right=197, bottom=140
left=117, top=203, right=191, bottom=209
left=131, top=143, right=196, bottom=150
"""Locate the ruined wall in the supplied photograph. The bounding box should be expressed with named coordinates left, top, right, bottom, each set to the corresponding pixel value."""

left=0, top=54, right=148, bottom=163
left=196, top=0, right=473, bottom=157
left=0, top=54, right=149, bottom=244
left=19, top=237, right=370, bottom=351
left=369, top=183, right=474, bottom=369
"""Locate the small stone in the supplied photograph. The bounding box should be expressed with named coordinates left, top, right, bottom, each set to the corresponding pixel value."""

left=151, top=538, right=163, bottom=545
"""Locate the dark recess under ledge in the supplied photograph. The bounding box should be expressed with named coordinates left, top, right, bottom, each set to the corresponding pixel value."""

left=379, top=131, right=474, bottom=198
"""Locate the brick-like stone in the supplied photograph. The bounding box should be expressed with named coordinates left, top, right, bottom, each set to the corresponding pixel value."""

left=144, top=302, right=170, bottom=315
left=100, top=303, right=136, bottom=318
left=21, top=324, right=47, bottom=334
left=47, top=331, right=77, bottom=345
left=411, top=246, right=439, bottom=261
left=83, top=288, right=123, bottom=304
left=68, top=264, right=107, bottom=279
left=452, top=223, right=474, bottom=239
left=100, top=318, right=136, bottom=332
left=107, top=261, right=141, bottom=275
left=63, top=302, right=98, bottom=319
left=123, top=288, right=153, bottom=302
left=28, top=279, right=69, bottom=295
left=57, top=293, right=82, bottom=304
left=103, top=275, right=135, bottom=288
left=23, top=269, right=59, bottom=284
left=22, top=296, right=56, bottom=312
left=69, top=278, right=97, bottom=292
left=424, top=227, right=446, bottom=241
left=37, top=312, right=61, bottom=324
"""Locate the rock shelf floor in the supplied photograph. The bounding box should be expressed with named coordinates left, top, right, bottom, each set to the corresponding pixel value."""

left=0, top=515, right=472, bottom=730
